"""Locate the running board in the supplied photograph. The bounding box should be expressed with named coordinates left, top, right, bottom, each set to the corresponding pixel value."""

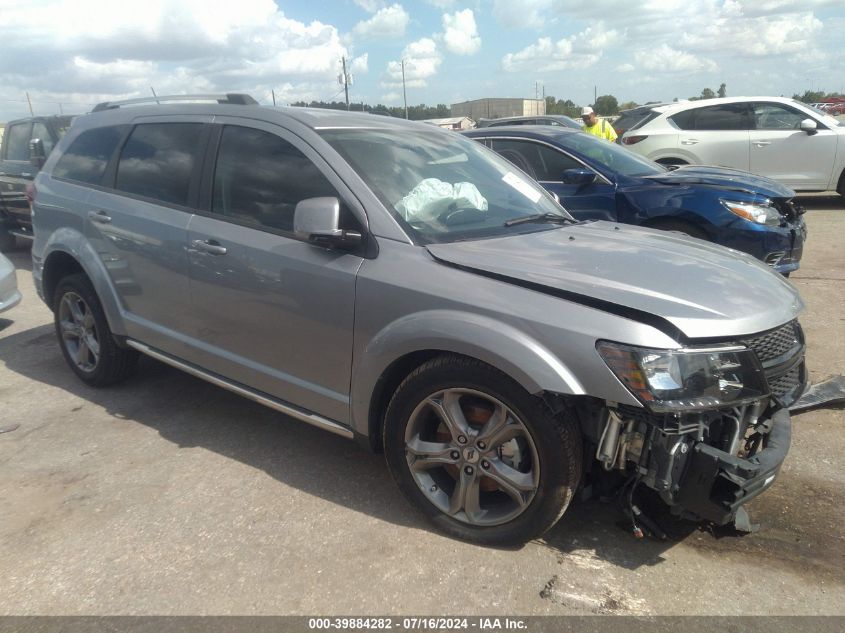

left=125, top=340, right=354, bottom=439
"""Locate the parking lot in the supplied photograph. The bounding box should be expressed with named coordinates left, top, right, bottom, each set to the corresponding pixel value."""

left=1, top=196, right=843, bottom=616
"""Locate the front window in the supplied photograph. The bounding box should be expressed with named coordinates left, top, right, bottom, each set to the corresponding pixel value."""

left=320, top=128, right=570, bottom=244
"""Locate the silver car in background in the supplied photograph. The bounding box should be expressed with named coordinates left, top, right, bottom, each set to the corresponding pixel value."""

left=30, top=95, right=806, bottom=545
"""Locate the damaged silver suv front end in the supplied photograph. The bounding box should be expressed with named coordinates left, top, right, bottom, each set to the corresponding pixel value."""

left=594, top=319, right=805, bottom=530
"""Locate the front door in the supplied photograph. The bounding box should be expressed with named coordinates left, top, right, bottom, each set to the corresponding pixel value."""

left=749, top=102, right=838, bottom=190
left=185, top=120, right=364, bottom=424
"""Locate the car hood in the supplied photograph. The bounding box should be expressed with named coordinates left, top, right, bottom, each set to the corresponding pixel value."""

left=641, top=165, right=795, bottom=199
left=426, top=221, right=803, bottom=341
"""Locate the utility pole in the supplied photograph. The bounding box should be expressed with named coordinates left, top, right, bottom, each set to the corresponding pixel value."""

left=25, top=92, right=34, bottom=115
left=272, top=89, right=276, bottom=106
left=341, top=57, right=350, bottom=110
left=594, top=85, right=597, bottom=106
left=402, top=59, right=408, bottom=119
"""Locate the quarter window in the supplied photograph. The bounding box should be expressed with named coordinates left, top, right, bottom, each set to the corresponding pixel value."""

left=491, top=139, right=582, bottom=181
left=54, top=126, right=126, bottom=185
left=115, top=123, right=204, bottom=206
left=212, top=126, right=341, bottom=233
left=3, top=123, right=31, bottom=161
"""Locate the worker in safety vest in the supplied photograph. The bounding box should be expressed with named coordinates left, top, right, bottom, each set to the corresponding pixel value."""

left=580, top=106, right=617, bottom=142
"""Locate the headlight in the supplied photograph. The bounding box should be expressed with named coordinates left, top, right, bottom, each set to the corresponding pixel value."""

left=597, top=341, right=768, bottom=412
left=721, top=199, right=781, bottom=226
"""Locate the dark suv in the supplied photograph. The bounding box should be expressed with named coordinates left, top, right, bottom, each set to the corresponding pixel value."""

left=0, top=114, right=74, bottom=250
left=31, top=94, right=806, bottom=545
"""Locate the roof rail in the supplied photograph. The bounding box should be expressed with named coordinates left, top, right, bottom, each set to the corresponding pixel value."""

left=91, top=93, right=258, bottom=112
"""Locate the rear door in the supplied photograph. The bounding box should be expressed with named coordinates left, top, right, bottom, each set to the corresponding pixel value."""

left=185, top=119, right=364, bottom=424
left=488, top=137, right=617, bottom=221
left=671, top=103, right=751, bottom=169
left=84, top=119, right=209, bottom=353
left=749, top=101, right=837, bottom=189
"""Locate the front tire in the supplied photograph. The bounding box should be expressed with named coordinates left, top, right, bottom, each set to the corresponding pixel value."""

left=383, top=355, right=581, bottom=545
left=53, top=273, right=138, bottom=386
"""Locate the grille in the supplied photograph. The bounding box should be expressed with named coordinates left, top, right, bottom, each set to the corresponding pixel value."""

left=741, top=320, right=802, bottom=365
left=768, top=364, right=804, bottom=406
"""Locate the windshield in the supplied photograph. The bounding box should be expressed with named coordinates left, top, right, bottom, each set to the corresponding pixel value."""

left=320, top=128, right=572, bottom=244
left=562, top=132, right=666, bottom=177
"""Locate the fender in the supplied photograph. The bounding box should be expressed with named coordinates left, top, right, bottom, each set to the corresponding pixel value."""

left=350, top=309, right=586, bottom=437
left=39, top=227, right=128, bottom=336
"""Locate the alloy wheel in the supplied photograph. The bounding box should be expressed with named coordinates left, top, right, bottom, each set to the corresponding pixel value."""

left=58, top=291, right=100, bottom=372
left=404, top=388, right=539, bottom=526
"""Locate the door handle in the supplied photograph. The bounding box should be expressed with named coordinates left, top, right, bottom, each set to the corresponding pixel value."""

left=191, top=239, right=227, bottom=255
left=753, top=141, right=772, bottom=147
left=87, top=210, right=112, bottom=224
left=680, top=139, right=699, bottom=145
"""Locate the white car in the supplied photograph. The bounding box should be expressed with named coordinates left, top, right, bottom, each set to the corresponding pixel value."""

left=0, top=253, right=21, bottom=313
left=620, top=96, right=845, bottom=196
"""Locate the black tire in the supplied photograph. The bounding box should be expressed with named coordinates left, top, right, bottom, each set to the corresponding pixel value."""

left=53, top=273, right=138, bottom=386
left=383, top=355, right=582, bottom=546
left=0, top=228, right=15, bottom=253
left=655, top=157, right=688, bottom=166
left=647, top=218, right=708, bottom=241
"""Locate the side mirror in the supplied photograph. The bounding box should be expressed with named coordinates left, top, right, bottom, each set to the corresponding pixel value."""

left=293, top=197, right=362, bottom=248
left=561, top=168, right=597, bottom=187
left=29, top=138, right=47, bottom=169
left=800, top=119, right=818, bottom=135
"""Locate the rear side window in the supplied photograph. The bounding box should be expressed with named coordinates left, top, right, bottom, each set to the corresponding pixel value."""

left=491, top=139, right=581, bottom=181
left=672, top=104, right=749, bottom=131
left=115, top=123, right=204, bottom=206
left=53, top=126, right=126, bottom=185
left=212, top=126, right=340, bottom=233
left=3, top=123, right=31, bottom=161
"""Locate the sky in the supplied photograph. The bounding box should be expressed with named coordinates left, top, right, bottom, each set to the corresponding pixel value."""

left=1, top=0, right=844, bottom=121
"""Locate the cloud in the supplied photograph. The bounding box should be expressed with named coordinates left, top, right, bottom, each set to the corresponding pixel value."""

left=0, top=0, right=353, bottom=117
left=424, top=0, right=457, bottom=7
left=633, top=44, right=718, bottom=73
left=492, top=0, right=555, bottom=30
left=384, top=38, right=443, bottom=89
left=353, top=0, right=386, bottom=12
left=442, top=9, right=481, bottom=56
left=502, top=23, right=621, bottom=72
left=352, top=4, right=409, bottom=40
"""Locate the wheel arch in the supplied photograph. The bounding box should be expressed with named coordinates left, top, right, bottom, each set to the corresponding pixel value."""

left=39, top=230, right=127, bottom=336
left=351, top=310, right=587, bottom=451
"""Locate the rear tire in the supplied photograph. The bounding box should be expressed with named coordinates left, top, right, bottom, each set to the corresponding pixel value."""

left=383, top=355, right=582, bottom=546
left=53, top=273, right=138, bottom=387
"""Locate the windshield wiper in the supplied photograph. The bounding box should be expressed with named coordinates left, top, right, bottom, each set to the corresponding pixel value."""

left=504, top=212, right=578, bottom=227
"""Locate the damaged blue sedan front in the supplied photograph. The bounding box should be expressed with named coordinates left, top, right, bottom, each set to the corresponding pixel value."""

left=463, top=126, right=806, bottom=275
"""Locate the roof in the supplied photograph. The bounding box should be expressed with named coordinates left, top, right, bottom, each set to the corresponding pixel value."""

left=71, top=102, right=435, bottom=133
left=648, top=96, right=807, bottom=116
left=423, top=117, right=473, bottom=125
left=463, top=125, right=580, bottom=140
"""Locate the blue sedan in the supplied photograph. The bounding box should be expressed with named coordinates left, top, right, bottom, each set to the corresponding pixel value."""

left=462, top=126, right=806, bottom=274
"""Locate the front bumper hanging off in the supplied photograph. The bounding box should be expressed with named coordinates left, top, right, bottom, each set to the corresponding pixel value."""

left=673, top=408, right=791, bottom=525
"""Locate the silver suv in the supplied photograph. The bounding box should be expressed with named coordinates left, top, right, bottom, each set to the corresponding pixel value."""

left=31, top=94, right=806, bottom=545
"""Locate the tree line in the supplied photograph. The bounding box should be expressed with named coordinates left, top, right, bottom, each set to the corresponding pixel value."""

left=293, top=85, right=843, bottom=121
